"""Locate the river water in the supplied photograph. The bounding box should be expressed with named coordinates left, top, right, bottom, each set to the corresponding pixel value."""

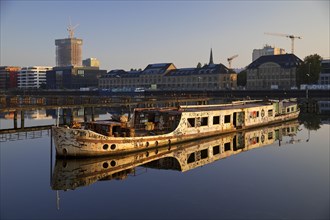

left=0, top=110, right=329, bottom=220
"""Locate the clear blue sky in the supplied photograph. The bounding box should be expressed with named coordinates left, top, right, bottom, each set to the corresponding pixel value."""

left=1, top=1, right=329, bottom=71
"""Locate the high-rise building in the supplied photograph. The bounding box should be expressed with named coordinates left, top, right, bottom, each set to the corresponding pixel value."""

left=252, top=45, right=285, bottom=62
left=55, top=23, right=83, bottom=67
left=83, top=58, right=100, bottom=67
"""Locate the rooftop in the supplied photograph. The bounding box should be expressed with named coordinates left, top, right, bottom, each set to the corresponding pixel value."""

left=247, top=54, right=303, bottom=69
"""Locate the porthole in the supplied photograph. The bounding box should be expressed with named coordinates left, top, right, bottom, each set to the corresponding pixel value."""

left=146, top=142, right=149, bottom=147
left=155, top=149, right=159, bottom=154
left=103, top=144, right=109, bottom=150
left=103, top=162, right=109, bottom=169
left=155, top=141, right=158, bottom=147
left=110, top=144, right=116, bottom=150
left=110, top=160, right=116, bottom=167
left=146, top=151, right=149, bottom=157
left=63, top=148, right=68, bottom=156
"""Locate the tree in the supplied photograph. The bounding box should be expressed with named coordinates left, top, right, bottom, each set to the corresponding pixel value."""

left=196, top=62, right=202, bottom=68
left=299, top=113, right=321, bottom=130
left=296, top=54, right=322, bottom=86
left=237, top=70, right=247, bottom=87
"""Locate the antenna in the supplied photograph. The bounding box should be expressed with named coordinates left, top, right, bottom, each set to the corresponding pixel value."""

left=67, top=17, right=79, bottom=38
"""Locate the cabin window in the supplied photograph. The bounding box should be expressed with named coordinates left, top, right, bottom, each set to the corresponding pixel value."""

left=213, top=116, right=220, bottom=125
left=224, top=115, right=231, bottom=123
left=268, top=132, right=273, bottom=140
left=201, top=117, right=208, bottom=126
left=213, top=145, right=220, bottom=155
left=268, top=109, right=273, bottom=117
left=287, top=108, right=290, bottom=113
left=256, top=111, right=259, bottom=117
left=187, top=153, right=195, bottom=164
left=187, top=118, right=195, bottom=127
left=291, top=107, right=294, bottom=112
left=224, top=142, right=231, bottom=151
left=201, top=149, right=208, bottom=159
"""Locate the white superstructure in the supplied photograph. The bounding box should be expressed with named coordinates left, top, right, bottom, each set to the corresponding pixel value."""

left=18, top=66, right=52, bottom=89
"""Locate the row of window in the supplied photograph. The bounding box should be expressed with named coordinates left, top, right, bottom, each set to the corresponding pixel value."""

left=286, top=106, right=296, bottom=113
left=100, top=77, right=226, bottom=84
left=187, top=139, right=238, bottom=164
left=256, top=68, right=291, bottom=74
left=187, top=115, right=231, bottom=128
left=247, top=74, right=294, bottom=80
left=247, top=81, right=294, bottom=87
left=99, top=75, right=235, bottom=85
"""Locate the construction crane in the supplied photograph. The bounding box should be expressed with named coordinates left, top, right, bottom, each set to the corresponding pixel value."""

left=264, top=32, right=302, bottom=54
left=227, top=54, right=238, bottom=69
left=67, top=17, right=79, bottom=38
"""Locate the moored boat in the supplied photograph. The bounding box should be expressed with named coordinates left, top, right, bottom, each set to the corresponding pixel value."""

left=52, top=120, right=300, bottom=190
left=52, top=99, right=299, bottom=157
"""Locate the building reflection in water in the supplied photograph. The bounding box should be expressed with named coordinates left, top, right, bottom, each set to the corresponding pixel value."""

left=51, top=120, right=300, bottom=191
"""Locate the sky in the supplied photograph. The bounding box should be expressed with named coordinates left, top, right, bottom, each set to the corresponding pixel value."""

left=1, top=1, right=329, bottom=71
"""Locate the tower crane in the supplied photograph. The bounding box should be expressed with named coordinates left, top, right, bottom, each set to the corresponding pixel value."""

left=264, top=32, right=302, bottom=54
left=67, top=17, right=79, bottom=38
left=227, top=54, right=238, bottom=69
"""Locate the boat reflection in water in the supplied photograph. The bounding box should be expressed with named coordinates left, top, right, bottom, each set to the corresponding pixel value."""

left=51, top=120, right=300, bottom=191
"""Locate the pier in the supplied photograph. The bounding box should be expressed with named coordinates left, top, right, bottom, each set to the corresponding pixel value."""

left=0, top=94, right=211, bottom=132
left=1, top=89, right=328, bottom=133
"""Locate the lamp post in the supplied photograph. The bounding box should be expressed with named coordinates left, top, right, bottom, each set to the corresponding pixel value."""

left=306, top=63, right=311, bottom=99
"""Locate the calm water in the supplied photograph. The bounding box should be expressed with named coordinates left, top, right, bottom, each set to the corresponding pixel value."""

left=0, top=113, right=329, bottom=220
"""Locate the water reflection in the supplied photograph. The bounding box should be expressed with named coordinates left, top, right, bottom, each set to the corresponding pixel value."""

left=52, top=120, right=300, bottom=191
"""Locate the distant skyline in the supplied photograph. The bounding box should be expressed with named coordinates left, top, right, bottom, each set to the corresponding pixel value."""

left=1, top=1, right=329, bottom=71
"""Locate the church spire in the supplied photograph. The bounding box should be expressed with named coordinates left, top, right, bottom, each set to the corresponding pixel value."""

left=209, top=48, right=214, bottom=65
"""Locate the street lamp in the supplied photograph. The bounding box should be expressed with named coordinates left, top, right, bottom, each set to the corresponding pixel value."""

left=306, top=63, right=311, bottom=99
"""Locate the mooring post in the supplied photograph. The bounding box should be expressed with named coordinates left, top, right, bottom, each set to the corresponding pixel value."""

left=20, top=110, right=25, bottom=128
left=70, top=108, right=74, bottom=125
left=128, top=105, right=131, bottom=119
left=50, top=128, right=53, bottom=186
left=84, top=107, right=87, bottom=122
left=63, top=108, right=67, bottom=125
left=91, top=107, right=95, bottom=121
left=56, top=107, right=60, bottom=126
left=13, top=111, right=17, bottom=129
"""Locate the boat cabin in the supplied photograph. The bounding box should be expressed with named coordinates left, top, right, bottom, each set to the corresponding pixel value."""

left=85, top=120, right=132, bottom=137
left=132, top=107, right=182, bottom=135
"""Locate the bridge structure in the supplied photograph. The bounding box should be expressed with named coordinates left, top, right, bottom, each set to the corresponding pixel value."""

left=0, top=94, right=211, bottom=131
left=1, top=89, right=328, bottom=131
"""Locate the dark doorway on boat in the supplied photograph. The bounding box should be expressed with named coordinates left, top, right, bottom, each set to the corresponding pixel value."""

left=233, top=135, right=245, bottom=151
left=234, top=112, right=244, bottom=129
left=233, top=112, right=237, bottom=128
left=233, top=135, right=237, bottom=150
